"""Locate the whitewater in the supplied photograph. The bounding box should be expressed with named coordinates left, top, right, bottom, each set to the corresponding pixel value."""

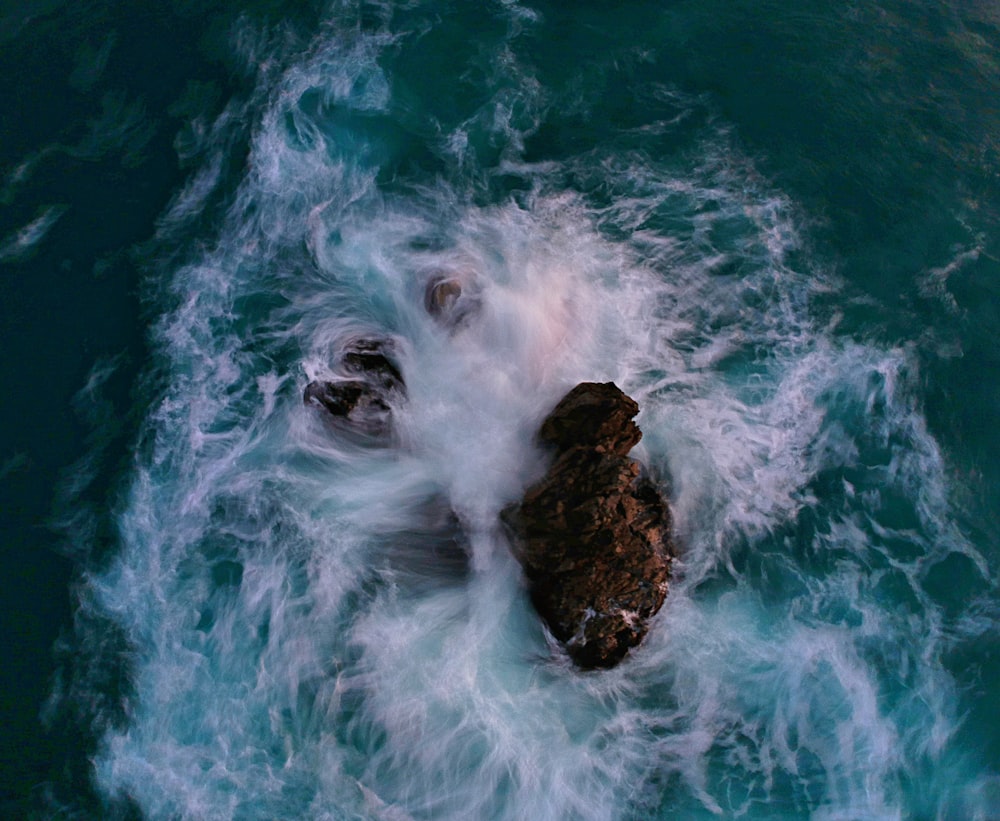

left=51, top=3, right=998, bottom=818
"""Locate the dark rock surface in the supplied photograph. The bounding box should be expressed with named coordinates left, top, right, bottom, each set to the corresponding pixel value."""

left=341, top=339, right=404, bottom=392
left=504, top=382, right=673, bottom=669
left=304, top=338, right=404, bottom=441
left=538, top=381, right=642, bottom=457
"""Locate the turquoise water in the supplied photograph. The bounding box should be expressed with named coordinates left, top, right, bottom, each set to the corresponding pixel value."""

left=4, top=0, right=999, bottom=818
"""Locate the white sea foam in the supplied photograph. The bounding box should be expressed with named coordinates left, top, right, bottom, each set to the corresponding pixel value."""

left=76, top=4, right=996, bottom=820
left=0, top=204, right=67, bottom=261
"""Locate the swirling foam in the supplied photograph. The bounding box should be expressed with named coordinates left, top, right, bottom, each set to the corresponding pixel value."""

left=71, top=5, right=995, bottom=820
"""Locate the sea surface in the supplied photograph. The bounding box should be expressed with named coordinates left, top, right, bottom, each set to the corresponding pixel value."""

left=2, top=1, right=999, bottom=818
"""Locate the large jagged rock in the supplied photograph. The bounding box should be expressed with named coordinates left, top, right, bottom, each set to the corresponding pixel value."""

left=304, top=338, right=404, bottom=442
left=504, top=382, right=673, bottom=669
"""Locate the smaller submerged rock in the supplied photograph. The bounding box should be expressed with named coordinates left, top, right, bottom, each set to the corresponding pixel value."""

left=425, top=276, right=463, bottom=317
left=374, top=495, right=471, bottom=595
left=504, top=382, right=674, bottom=669
left=304, top=337, right=404, bottom=442
left=424, top=273, right=479, bottom=329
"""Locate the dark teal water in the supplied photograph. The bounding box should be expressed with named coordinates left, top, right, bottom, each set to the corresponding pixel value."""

left=2, top=1, right=998, bottom=818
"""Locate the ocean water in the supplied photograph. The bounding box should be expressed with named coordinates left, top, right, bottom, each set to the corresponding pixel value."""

left=3, top=1, right=1000, bottom=819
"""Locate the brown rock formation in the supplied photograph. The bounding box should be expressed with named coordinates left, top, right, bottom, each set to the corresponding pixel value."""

left=504, top=382, right=673, bottom=669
